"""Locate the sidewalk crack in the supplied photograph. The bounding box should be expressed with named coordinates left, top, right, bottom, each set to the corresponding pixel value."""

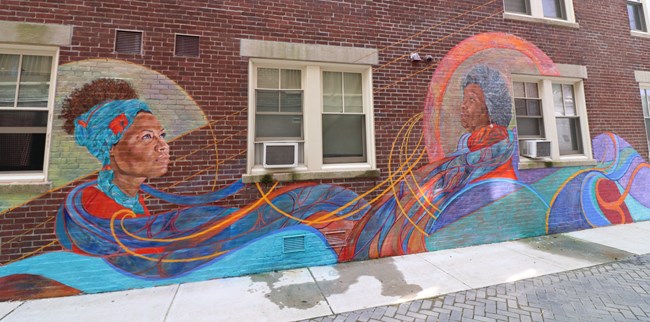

left=307, top=267, right=334, bottom=317
left=162, top=284, right=181, bottom=322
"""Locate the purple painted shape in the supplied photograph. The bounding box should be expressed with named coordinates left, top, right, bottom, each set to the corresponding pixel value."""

left=518, top=167, right=560, bottom=185
left=428, top=180, right=523, bottom=233
left=629, top=166, right=650, bottom=208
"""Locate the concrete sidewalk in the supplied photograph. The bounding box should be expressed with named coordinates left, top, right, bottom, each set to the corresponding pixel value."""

left=2, top=221, right=650, bottom=322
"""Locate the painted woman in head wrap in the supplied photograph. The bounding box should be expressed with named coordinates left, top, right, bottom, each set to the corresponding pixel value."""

left=340, top=65, right=517, bottom=260
left=56, top=79, right=367, bottom=278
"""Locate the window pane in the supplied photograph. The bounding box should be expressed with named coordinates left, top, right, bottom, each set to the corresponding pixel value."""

left=256, top=115, right=302, bottom=138
left=636, top=4, right=647, bottom=31
left=513, top=82, right=525, bottom=97
left=256, top=90, right=279, bottom=112
left=504, top=0, right=529, bottom=14
left=0, top=54, right=19, bottom=82
left=280, top=90, right=302, bottom=113
left=17, top=55, right=52, bottom=108
left=322, top=114, right=365, bottom=162
left=526, top=100, right=541, bottom=116
left=323, top=72, right=342, bottom=94
left=516, top=118, right=544, bottom=137
left=524, top=82, right=538, bottom=98
left=323, top=96, right=342, bottom=113
left=344, top=95, right=363, bottom=113
left=629, top=4, right=639, bottom=30
left=0, top=54, right=20, bottom=107
left=543, top=0, right=565, bottom=19
left=0, top=133, right=46, bottom=171
left=628, top=2, right=647, bottom=31
left=515, top=98, right=527, bottom=115
left=323, top=71, right=343, bottom=113
left=553, top=84, right=564, bottom=116
left=281, top=69, right=301, bottom=89
left=0, top=110, right=48, bottom=127
left=642, top=89, right=649, bottom=118
left=17, top=84, right=49, bottom=108
left=257, top=68, right=279, bottom=88
left=646, top=118, right=650, bottom=148
left=343, top=73, right=363, bottom=113
left=562, top=84, right=575, bottom=116
left=20, top=56, right=52, bottom=83
left=344, top=73, right=362, bottom=95
left=557, top=117, right=582, bottom=155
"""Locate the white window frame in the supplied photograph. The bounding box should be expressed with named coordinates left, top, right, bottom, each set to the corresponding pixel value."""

left=503, top=0, right=578, bottom=28
left=0, top=44, right=59, bottom=183
left=512, top=75, right=592, bottom=168
left=246, top=58, right=376, bottom=180
left=629, top=0, right=650, bottom=38
left=638, top=85, right=650, bottom=157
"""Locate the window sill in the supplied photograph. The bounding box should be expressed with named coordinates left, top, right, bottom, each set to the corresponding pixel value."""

left=243, top=167, right=381, bottom=183
left=631, top=30, right=650, bottom=39
left=518, top=156, right=596, bottom=170
left=503, top=12, right=579, bottom=29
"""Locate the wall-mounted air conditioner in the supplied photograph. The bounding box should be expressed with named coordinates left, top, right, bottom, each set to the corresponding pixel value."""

left=263, top=142, right=298, bottom=168
left=521, top=140, right=551, bottom=158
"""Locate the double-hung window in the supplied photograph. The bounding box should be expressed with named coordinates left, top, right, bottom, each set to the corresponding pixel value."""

left=513, top=76, right=591, bottom=165
left=552, top=83, right=582, bottom=155
left=255, top=68, right=303, bottom=143
left=0, top=45, right=58, bottom=182
left=503, top=0, right=576, bottom=25
left=322, top=71, right=366, bottom=164
left=247, top=59, right=375, bottom=180
left=628, top=0, right=649, bottom=33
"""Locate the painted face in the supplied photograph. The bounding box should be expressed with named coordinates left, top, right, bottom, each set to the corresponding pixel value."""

left=460, top=83, right=491, bottom=132
left=110, top=113, right=170, bottom=180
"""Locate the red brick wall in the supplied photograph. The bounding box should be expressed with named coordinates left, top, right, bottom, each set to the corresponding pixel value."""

left=1, top=0, right=649, bottom=264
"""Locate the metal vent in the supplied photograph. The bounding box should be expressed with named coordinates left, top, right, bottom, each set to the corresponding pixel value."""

left=283, top=235, right=305, bottom=253
left=324, top=230, right=347, bottom=247
left=115, top=30, right=142, bottom=54
left=175, top=35, right=200, bottom=57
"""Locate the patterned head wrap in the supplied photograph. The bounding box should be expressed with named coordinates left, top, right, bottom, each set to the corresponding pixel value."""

left=75, top=99, right=152, bottom=166
left=461, top=65, right=512, bottom=127
left=74, top=99, right=152, bottom=213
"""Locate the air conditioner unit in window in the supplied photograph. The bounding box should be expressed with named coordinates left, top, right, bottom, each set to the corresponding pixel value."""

left=263, top=142, right=298, bottom=168
left=521, top=140, right=551, bottom=158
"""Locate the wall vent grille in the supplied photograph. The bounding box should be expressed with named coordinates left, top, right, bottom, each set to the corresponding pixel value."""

left=115, top=30, right=142, bottom=54
left=175, top=35, right=200, bottom=57
left=283, top=235, right=305, bottom=253
left=324, top=231, right=347, bottom=247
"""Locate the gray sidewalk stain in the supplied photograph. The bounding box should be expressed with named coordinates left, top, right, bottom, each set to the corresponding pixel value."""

left=250, top=272, right=325, bottom=310
left=251, top=258, right=422, bottom=310
left=516, top=234, right=634, bottom=262
left=251, top=273, right=324, bottom=310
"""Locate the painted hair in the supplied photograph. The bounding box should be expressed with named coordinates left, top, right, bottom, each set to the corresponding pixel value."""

left=461, top=65, right=512, bottom=127
left=60, top=78, right=139, bottom=135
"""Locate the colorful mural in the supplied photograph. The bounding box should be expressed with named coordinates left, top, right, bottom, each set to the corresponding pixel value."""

left=0, top=59, right=207, bottom=212
left=2, top=32, right=650, bottom=301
